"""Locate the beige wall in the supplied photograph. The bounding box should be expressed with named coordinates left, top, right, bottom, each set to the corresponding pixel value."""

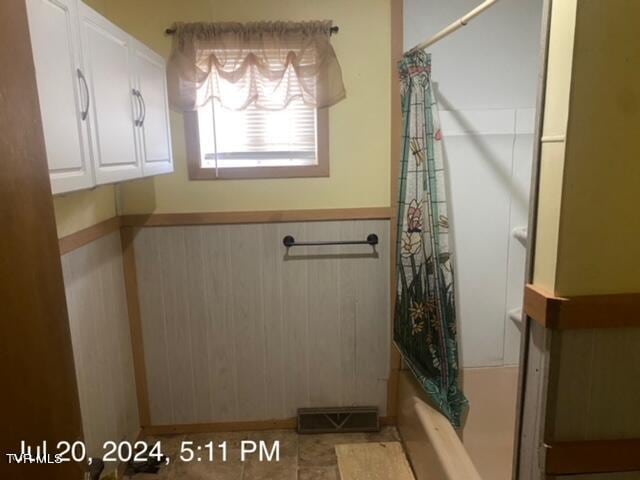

left=534, top=0, right=640, bottom=297
left=112, top=0, right=391, bottom=214
left=53, top=0, right=392, bottom=236
left=553, top=0, right=640, bottom=297
left=532, top=0, right=576, bottom=293
left=53, top=186, right=116, bottom=238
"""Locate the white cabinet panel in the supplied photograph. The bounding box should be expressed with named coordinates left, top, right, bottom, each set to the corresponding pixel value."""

left=78, top=3, right=141, bottom=184
left=26, top=0, right=94, bottom=194
left=132, top=42, right=173, bottom=176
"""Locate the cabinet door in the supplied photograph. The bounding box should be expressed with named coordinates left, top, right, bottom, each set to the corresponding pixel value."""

left=132, top=42, right=174, bottom=176
left=78, top=3, right=141, bottom=184
left=26, top=0, right=94, bottom=194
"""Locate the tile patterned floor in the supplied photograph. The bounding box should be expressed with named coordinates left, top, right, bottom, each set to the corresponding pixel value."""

left=129, top=427, right=400, bottom=480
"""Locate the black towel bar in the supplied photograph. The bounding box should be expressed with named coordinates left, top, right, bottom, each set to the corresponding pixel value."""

left=282, top=234, right=378, bottom=248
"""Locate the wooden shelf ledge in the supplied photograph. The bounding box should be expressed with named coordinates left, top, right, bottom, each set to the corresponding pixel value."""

left=524, top=284, right=640, bottom=329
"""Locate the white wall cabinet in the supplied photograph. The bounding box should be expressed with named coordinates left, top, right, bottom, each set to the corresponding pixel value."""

left=26, top=0, right=173, bottom=195
left=25, top=0, right=94, bottom=194
left=131, top=40, right=174, bottom=177
left=78, top=3, right=142, bottom=184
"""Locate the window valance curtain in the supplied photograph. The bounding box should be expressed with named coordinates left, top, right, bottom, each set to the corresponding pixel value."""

left=167, top=21, right=346, bottom=111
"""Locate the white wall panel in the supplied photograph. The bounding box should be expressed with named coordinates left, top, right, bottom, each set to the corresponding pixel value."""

left=61, top=232, right=139, bottom=465
left=445, top=128, right=514, bottom=367
left=134, top=220, right=390, bottom=424
left=404, top=0, right=542, bottom=367
left=504, top=109, right=536, bottom=366
left=404, top=0, right=543, bottom=110
left=442, top=109, right=534, bottom=367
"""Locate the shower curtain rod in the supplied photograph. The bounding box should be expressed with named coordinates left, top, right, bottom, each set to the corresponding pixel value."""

left=164, top=25, right=340, bottom=35
left=407, top=0, right=499, bottom=53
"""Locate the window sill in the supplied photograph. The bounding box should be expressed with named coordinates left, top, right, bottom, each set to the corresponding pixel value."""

left=184, top=109, right=330, bottom=181
left=188, top=163, right=330, bottom=180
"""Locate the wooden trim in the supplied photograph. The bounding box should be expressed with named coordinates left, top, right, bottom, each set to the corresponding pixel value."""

left=1, top=2, right=85, bottom=478
left=120, top=207, right=392, bottom=227
left=184, top=110, right=201, bottom=179
left=545, top=439, right=640, bottom=475
left=523, top=284, right=566, bottom=328
left=57, top=208, right=393, bottom=244
left=185, top=108, right=329, bottom=180
left=141, top=416, right=396, bottom=436
left=387, top=0, right=404, bottom=420
left=556, top=291, right=640, bottom=329
left=58, top=216, right=121, bottom=255
left=514, top=2, right=554, bottom=476
left=524, top=283, right=640, bottom=329
left=143, top=419, right=297, bottom=436
left=120, top=227, right=152, bottom=427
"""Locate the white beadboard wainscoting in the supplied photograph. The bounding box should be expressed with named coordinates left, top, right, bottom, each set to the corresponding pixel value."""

left=133, top=220, right=391, bottom=425
left=61, top=232, right=139, bottom=461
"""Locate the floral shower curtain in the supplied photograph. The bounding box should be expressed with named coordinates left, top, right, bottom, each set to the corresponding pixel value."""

left=394, top=50, right=468, bottom=427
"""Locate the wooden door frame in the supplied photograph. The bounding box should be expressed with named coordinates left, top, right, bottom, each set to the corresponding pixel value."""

left=387, top=0, right=404, bottom=421
left=513, top=0, right=553, bottom=478
left=0, top=1, right=84, bottom=479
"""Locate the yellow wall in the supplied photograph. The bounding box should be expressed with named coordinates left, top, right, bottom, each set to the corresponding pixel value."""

left=534, top=0, right=640, bottom=296
left=538, top=1, right=640, bottom=452
left=53, top=0, right=117, bottom=238
left=54, top=187, right=117, bottom=238
left=54, top=0, right=392, bottom=235
left=532, top=0, right=576, bottom=292
left=105, top=0, right=392, bottom=214
left=554, top=0, right=640, bottom=296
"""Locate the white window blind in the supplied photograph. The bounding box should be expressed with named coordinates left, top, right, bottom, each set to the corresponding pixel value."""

left=197, top=98, right=318, bottom=169
left=196, top=46, right=319, bottom=170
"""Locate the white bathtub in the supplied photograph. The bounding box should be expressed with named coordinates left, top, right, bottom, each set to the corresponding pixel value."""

left=462, top=366, right=519, bottom=480
left=398, top=366, right=519, bottom=480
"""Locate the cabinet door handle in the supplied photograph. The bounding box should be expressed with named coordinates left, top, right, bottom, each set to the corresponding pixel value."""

left=132, top=89, right=142, bottom=126
left=138, top=90, right=146, bottom=127
left=77, top=69, right=90, bottom=121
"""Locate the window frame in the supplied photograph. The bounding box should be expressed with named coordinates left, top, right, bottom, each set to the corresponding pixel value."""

left=185, top=107, right=329, bottom=180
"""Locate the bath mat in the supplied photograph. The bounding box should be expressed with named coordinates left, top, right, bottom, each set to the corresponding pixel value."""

left=335, top=442, right=415, bottom=480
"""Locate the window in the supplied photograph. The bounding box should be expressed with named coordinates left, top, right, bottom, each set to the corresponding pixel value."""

left=187, top=97, right=328, bottom=180
left=172, top=21, right=344, bottom=180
